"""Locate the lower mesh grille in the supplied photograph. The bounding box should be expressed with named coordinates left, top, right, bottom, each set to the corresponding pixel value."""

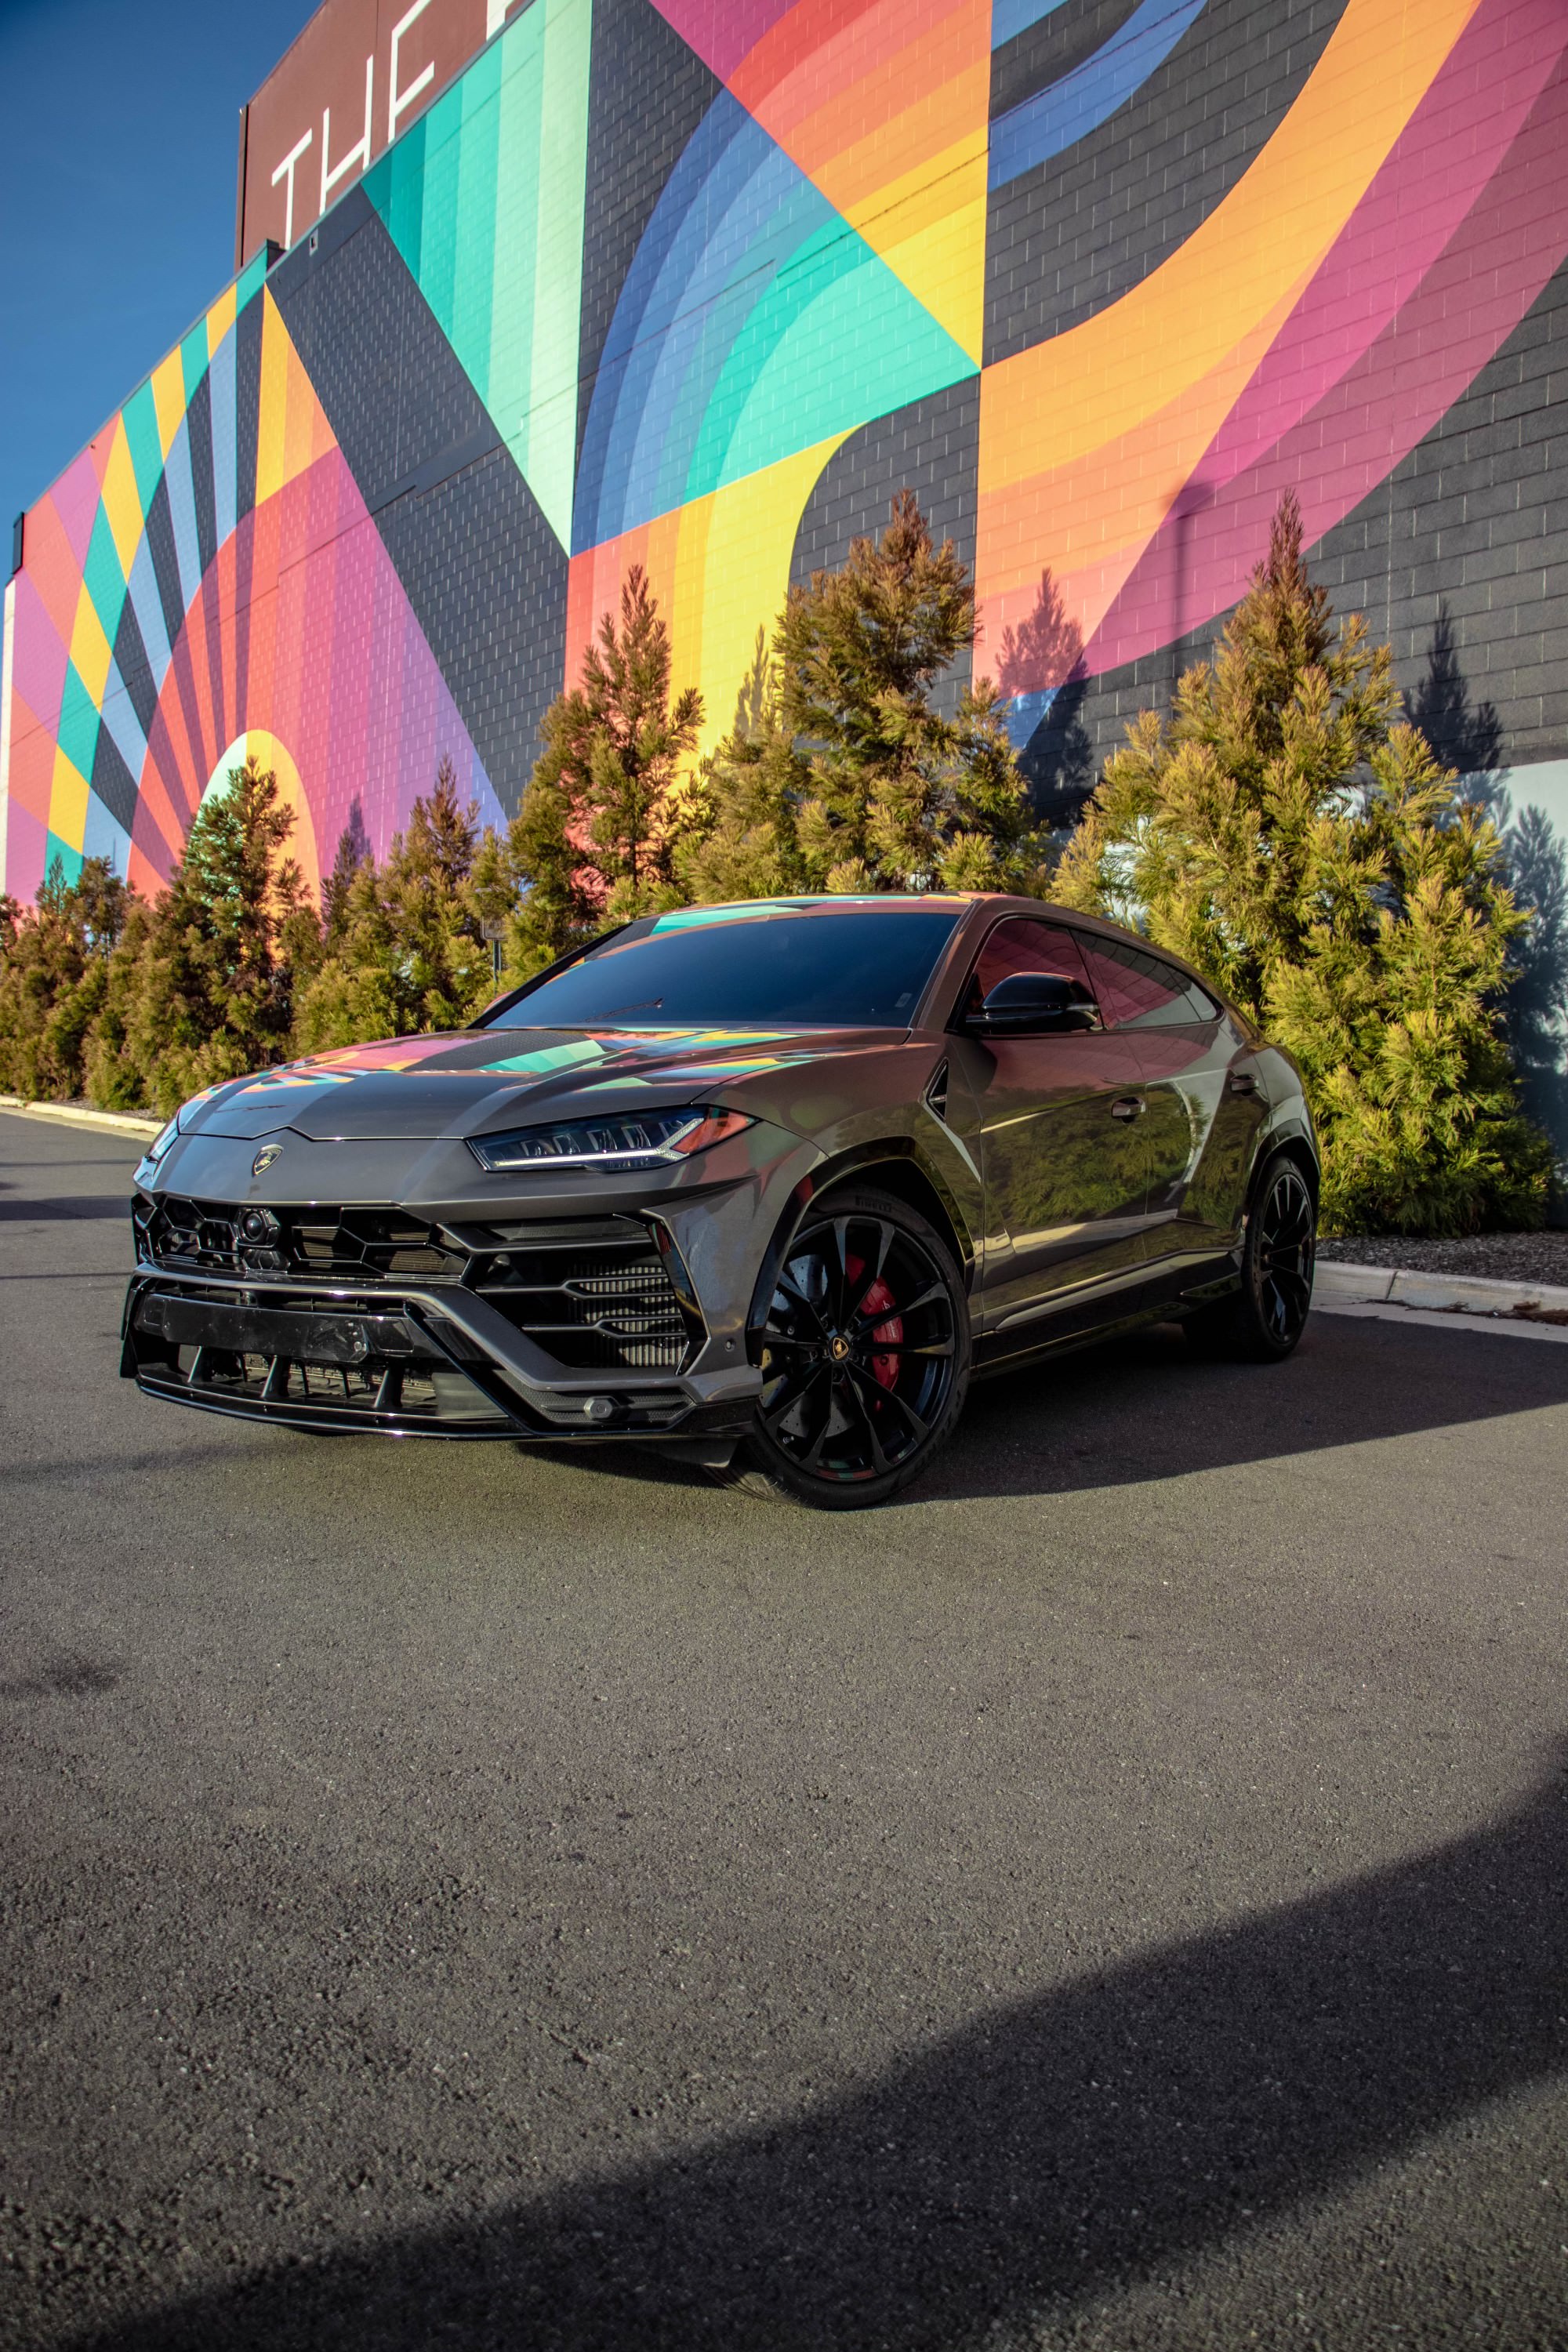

left=465, top=1229, right=689, bottom=1370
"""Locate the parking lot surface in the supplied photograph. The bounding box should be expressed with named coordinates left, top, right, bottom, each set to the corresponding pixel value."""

left=4, top=1106, right=1568, bottom=2350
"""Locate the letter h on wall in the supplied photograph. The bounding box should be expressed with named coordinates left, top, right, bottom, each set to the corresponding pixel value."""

left=321, top=55, right=375, bottom=219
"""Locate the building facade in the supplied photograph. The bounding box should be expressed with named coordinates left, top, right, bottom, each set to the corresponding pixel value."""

left=3, top=0, right=1566, bottom=930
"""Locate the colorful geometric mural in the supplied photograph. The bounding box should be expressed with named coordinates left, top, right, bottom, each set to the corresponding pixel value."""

left=4, top=0, right=1567, bottom=911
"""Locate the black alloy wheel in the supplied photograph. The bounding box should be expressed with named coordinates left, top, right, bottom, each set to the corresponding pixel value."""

left=1253, top=1160, right=1316, bottom=1348
left=733, top=1185, right=970, bottom=1507
left=1187, top=1150, right=1317, bottom=1361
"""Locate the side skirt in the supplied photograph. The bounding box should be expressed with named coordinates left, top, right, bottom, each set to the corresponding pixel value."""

left=971, top=1254, right=1241, bottom=1379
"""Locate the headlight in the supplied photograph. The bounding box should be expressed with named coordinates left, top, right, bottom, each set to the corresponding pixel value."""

left=467, top=1105, right=753, bottom=1174
left=134, top=1111, right=184, bottom=1185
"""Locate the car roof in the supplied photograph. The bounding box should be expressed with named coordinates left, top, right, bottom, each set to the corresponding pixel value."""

left=636, top=893, right=1222, bottom=985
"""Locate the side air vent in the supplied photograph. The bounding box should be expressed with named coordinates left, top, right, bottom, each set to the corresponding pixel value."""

left=923, top=1059, right=950, bottom=1124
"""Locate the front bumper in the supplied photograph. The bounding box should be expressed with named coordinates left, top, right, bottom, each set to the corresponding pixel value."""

left=121, top=1265, right=763, bottom=1443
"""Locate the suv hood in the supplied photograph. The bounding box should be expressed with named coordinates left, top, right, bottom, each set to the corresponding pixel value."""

left=180, top=1025, right=906, bottom=1143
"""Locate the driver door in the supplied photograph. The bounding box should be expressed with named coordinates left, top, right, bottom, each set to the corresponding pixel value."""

left=949, top=917, right=1149, bottom=1339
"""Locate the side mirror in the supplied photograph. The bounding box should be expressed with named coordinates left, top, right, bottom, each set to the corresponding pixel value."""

left=970, top=971, right=1099, bottom=1036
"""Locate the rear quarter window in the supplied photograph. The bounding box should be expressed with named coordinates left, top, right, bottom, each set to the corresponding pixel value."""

left=1080, top=937, right=1218, bottom=1028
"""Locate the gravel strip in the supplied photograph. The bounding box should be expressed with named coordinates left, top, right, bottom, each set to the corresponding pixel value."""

left=1318, top=1232, right=1568, bottom=1286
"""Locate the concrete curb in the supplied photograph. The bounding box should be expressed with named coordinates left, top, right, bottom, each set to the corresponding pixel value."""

left=0, top=1094, right=162, bottom=1141
left=1314, top=1258, right=1568, bottom=1343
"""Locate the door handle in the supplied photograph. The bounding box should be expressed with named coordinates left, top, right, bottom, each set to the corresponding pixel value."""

left=1228, top=1071, right=1259, bottom=1096
left=1109, top=1094, right=1145, bottom=1121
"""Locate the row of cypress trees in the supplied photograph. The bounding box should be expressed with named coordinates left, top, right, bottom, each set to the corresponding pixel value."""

left=1, top=492, right=1561, bottom=1232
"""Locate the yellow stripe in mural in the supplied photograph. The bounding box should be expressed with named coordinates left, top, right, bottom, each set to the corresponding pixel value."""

left=253, top=292, right=292, bottom=509
left=979, top=0, right=1485, bottom=495
left=48, top=744, right=90, bottom=853
left=205, top=282, right=238, bottom=358
left=100, top=418, right=144, bottom=582
left=670, top=433, right=852, bottom=757
left=150, top=350, right=187, bottom=462
left=68, top=590, right=113, bottom=706
left=844, top=132, right=988, bottom=367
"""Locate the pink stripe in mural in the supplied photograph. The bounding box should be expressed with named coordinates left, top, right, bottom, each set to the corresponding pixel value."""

left=1081, top=0, right=1568, bottom=679
left=648, top=0, right=809, bottom=83
left=131, top=445, right=500, bottom=898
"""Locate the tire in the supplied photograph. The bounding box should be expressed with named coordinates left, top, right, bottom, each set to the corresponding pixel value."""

left=720, top=1185, right=971, bottom=1508
left=1185, top=1150, right=1316, bottom=1363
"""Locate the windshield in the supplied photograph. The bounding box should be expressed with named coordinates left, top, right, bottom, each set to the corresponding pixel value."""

left=484, top=904, right=962, bottom=1030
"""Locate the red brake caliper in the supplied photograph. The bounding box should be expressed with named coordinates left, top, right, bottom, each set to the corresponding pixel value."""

left=844, top=1254, right=903, bottom=1391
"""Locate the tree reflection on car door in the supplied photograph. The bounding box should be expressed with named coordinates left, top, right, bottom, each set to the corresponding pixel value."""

left=949, top=919, right=1149, bottom=1340
left=1076, top=936, right=1267, bottom=1267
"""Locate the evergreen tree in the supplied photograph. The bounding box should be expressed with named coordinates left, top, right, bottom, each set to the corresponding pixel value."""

left=675, top=632, right=809, bottom=904
left=0, top=856, right=132, bottom=1100
left=771, top=490, right=1041, bottom=892
left=292, top=756, right=493, bottom=1049
left=102, top=760, right=321, bottom=1112
left=1056, top=493, right=1550, bottom=1235
left=509, top=567, right=702, bottom=966
left=321, top=797, right=372, bottom=948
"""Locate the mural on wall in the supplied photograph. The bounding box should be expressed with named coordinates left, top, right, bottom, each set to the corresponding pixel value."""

left=4, top=0, right=1568, bottom=913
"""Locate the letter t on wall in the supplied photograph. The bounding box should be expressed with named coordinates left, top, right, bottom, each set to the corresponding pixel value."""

left=270, top=128, right=314, bottom=249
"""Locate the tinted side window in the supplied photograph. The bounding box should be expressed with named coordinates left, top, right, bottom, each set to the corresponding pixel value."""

left=1080, top=938, right=1217, bottom=1028
left=967, top=919, right=1095, bottom=1015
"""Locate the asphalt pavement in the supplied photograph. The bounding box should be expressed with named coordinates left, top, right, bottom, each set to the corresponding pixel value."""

left=4, top=1106, right=1568, bottom=2351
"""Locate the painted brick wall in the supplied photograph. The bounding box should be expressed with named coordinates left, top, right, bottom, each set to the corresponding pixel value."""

left=4, top=0, right=1566, bottom=918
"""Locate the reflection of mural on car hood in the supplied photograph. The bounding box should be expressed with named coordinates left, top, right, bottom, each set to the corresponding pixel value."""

left=183, top=1025, right=902, bottom=1142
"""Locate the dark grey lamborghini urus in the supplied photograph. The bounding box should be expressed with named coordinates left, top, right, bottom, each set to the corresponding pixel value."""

left=122, top=895, right=1319, bottom=1506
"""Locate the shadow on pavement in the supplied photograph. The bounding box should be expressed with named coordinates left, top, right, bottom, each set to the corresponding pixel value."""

left=550, top=1316, right=1568, bottom=1511
left=912, top=1314, right=1568, bottom=1502
left=72, top=1741, right=1568, bottom=2350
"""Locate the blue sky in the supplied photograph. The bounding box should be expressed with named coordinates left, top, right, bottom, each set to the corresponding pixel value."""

left=0, top=0, right=318, bottom=540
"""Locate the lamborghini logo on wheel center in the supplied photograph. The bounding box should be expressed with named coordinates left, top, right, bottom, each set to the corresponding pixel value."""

left=829, top=1334, right=851, bottom=1362
left=252, top=1144, right=284, bottom=1174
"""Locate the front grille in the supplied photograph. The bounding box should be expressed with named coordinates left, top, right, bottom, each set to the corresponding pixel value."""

left=136, top=1194, right=466, bottom=1283
left=134, top=1200, right=698, bottom=1373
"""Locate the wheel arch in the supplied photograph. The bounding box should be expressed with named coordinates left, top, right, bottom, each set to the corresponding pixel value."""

left=1257, top=1123, right=1320, bottom=1211
left=743, top=1139, right=974, bottom=1359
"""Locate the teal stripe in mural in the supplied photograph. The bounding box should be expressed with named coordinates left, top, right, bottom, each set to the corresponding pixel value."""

left=56, top=663, right=100, bottom=782
left=82, top=506, right=126, bottom=644
left=364, top=0, right=591, bottom=552
left=122, top=383, right=165, bottom=514
left=179, top=320, right=210, bottom=405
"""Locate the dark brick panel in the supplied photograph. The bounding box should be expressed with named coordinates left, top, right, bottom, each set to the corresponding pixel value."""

left=112, top=586, right=158, bottom=741
left=990, top=0, right=1145, bottom=124
left=186, top=372, right=217, bottom=578
left=142, top=477, right=185, bottom=665
left=270, top=196, right=568, bottom=817
left=232, top=303, right=262, bottom=532
left=790, top=379, right=983, bottom=715
left=89, top=718, right=140, bottom=838
left=985, top=0, right=1347, bottom=365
